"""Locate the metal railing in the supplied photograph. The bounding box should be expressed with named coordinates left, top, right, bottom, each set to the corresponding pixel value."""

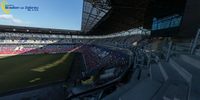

left=160, top=28, right=200, bottom=60
left=191, top=29, right=200, bottom=54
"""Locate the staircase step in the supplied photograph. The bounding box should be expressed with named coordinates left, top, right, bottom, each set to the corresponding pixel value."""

left=152, top=81, right=188, bottom=100
left=153, top=81, right=172, bottom=100
left=180, top=55, right=200, bottom=70
left=169, top=58, right=192, bottom=83
left=172, top=56, right=200, bottom=99
left=195, top=51, right=200, bottom=57
left=139, top=69, right=149, bottom=80
left=190, top=91, right=200, bottom=100
left=160, top=61, right=186, bottom=83
left=151, top=64, right=165, bottom=82
left=164, top=83, right=188, bottom=100
left=119, top=78, right=161, bottom=100
left=163, top=84, right=178, bottom=99
left=174, top=84, right=188, bottom=100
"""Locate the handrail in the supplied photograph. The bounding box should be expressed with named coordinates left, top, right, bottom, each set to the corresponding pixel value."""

left=150, top=47, right=192, bottom=100
left=191, top=29, right=200, bottom=54
left=66, top=45, right=134, bottom=100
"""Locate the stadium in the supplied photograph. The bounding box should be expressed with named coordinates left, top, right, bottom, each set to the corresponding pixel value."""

left=0, top=0, right=200, bottom=100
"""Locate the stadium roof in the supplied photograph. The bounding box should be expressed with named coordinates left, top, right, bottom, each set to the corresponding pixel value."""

left=81, top=0, right=152, bottom=35
left=0, top=0, right=188, bottom=36
left=0, top=0, right=151, bottom=35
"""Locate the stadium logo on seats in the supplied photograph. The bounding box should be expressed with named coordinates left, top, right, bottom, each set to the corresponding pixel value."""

left=0, top=0, right=10, bottom=14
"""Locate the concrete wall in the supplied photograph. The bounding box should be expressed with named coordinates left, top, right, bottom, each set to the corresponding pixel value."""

left=180, top=0, right=200, bottom=37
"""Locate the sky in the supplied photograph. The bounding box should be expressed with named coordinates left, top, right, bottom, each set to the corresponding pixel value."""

left=0, top=0, right=83, bottom=30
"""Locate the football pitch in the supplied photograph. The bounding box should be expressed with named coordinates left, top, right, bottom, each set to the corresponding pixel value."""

left=0, top=53, right=76, bottom=94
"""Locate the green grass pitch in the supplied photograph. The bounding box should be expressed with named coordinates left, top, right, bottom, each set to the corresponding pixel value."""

left=0, top=53, right=75, bottom=94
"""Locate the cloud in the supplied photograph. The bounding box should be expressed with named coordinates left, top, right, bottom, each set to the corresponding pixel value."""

left=0, top=14, right=25, bottom=25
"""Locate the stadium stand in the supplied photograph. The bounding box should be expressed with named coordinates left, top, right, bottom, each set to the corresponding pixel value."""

left=0, top=44, right=76, bottom=55
left=0, top=29, right=200, bottom=100
left=0, top=31, right=131, bottom=100
left=1, top=0, right=200, bottom=99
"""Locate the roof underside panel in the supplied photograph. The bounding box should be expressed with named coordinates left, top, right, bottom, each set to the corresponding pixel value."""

left=81, top=0, right=152, bottom=35
left=81, top=0, right=111, bottom=33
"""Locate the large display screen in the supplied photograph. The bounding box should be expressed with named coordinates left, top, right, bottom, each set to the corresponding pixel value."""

left=0, top=0, right=83, bottom=30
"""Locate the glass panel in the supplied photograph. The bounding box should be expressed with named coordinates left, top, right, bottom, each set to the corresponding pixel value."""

left=152, top=15, right=182, bottom=30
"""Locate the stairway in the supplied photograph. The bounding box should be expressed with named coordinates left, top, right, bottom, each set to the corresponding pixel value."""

left=171, top=54, right=200, bottom=100
left=151, top=63, right=165, bottom=82
left=151, top=60, right=189, bottom=100
left=104, top=60, right=189, bottom=100
left=119, top=78, right=162, bottom=100
left=103, top=38, right=200, bottom=100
